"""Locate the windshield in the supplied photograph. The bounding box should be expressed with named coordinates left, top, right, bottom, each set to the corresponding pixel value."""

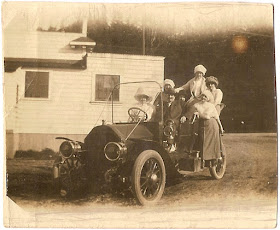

left=98, top=81, right=163, bottom=124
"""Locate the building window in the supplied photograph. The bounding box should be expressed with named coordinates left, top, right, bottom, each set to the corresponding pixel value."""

left=25, top=71, right=49, bottom=98
left=95, top=74, right=120, bottom=101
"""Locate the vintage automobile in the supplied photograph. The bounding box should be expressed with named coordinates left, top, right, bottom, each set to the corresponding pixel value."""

left=53, top=81, right=226, bottom=205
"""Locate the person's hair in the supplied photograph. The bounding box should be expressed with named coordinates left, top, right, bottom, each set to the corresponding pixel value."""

left=205, top=76, right=219, bottom=87
left=206, top=82, right=217, bottom=87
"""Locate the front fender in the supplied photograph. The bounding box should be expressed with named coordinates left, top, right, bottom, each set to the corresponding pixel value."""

left=126, top=139, right=179, bottom=178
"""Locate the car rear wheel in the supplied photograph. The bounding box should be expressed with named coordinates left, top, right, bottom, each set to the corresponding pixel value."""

left=209, top=152, right=226, bottom=179
left=132, top=150, right=166, bottom=205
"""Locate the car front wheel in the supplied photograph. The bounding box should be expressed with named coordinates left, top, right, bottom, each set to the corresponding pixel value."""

left=132, top=150, right=166, bottom=205
left=53, top=156, right=86, bottom=197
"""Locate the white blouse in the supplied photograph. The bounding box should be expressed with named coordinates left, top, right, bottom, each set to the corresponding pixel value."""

left=134, top=103, right=154, bottom=121
left=211, top=88, right=223, bottom=105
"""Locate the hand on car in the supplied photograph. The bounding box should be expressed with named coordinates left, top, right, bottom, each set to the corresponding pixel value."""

left=174, top=88, right=182, bottom=93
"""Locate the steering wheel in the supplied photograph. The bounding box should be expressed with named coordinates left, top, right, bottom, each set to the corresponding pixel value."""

left=128, top=107, right=148, bottom=122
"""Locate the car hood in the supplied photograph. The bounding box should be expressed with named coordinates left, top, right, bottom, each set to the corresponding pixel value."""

left=108, top=123, right=154, bottom=141
left=84, top=123, right=154, bottom=151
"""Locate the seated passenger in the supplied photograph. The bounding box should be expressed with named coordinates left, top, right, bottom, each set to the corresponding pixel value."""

left=163, top=88, right=182, bottom=152
left=153, top=79, right=175, bottom=109
left=175, top=64, right=207, bottom=107
left=193, top=90, right=224, bottom=133
left=178, top=89, right=187, bottom=103
left=205, top=76, right=224, bottom=115
left=193, top=90, right=225, bottom=161
left=163, top=88, right=183, bottom=129
left=180, top=90, right=221, bottom=127
left=163, top=79, right=175, bottom=102
left=177, top=90, right=188, bottom=122
left=132, top=87, right=154, bottom=121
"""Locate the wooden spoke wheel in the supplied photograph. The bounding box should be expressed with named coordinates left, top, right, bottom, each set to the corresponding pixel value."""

left=132, top=150, right=166, bottom=205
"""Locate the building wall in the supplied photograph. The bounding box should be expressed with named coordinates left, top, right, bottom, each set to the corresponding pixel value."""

left=5, top=132, right=87, bottom=159
left=4, top=53, right=164, bottom=158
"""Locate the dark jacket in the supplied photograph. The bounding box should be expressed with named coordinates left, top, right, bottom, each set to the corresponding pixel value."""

left=163, top=100, right=183, bottom=127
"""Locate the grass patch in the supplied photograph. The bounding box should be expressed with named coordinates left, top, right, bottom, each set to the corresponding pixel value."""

left=14, top=148, right=58, bottom=160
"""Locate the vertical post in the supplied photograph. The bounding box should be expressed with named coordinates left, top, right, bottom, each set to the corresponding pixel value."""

left=111, top=91, right=113, bottom=123
left=142, top=23, right=145, bottom=55
left=82, top=17, right=88, bottom=36
left=16, top=85, right=19, bottom=104
left=142, top=5, right=146, bottom=55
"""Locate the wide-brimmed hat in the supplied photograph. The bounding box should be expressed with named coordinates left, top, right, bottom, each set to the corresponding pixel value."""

left=194, top=64, right=207, bottom=75
left=205, top=76, right=219, bottom=87
left=200, top=90, right=214, bottom=102
left=134, top=87, right=153, bottom=103
left=164, top=79, right=175, bottom=88
left=164, top=88, right=176, bottom=95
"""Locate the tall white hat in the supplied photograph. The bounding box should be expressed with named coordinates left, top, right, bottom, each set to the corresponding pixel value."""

left=134, top=87, right=153, bottom=103
left=164, top=79, right=175, bottom=88
left=194, top=64, right=207, bottom=75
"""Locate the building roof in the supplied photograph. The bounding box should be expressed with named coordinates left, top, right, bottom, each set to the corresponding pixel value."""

left=3, top=14, right=89, bottom=71
left=4, top=30, right=84, bottom=60
left=70, top=36, right=96, bottom=47
left=3, top=13, right=85, bottom=60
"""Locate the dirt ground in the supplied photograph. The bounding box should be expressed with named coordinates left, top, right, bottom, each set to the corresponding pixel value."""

left=5, top=133, right=278, bottom=228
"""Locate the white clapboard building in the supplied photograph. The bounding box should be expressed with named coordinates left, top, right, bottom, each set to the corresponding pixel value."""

left=4, top=17, right=164, bottom=158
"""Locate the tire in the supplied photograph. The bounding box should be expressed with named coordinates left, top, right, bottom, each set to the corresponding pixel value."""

left=209, top=152, right=227, bottom=179
left=53, top=157, right=62, bottom=194
left=58, top=161, right=73, bottom=197
left=132, top=150, right=166, bottom=205
left=53, top=157, right=86, bottom=198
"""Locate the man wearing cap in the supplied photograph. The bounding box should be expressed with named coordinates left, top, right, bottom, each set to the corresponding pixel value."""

left=162, top=79, right=175, bottom=102
left=175, top=64, right=207, bottom=105
left=153, top=78, right=176, bottom=117
left=164, top=79, right=175, bottom=90
left=162, top=88, right=184, bottom=152
left=163, top=88, right=183, bottom=128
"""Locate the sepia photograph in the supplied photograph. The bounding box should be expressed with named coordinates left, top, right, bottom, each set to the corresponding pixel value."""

left=2, top=0, right=277, bottom=228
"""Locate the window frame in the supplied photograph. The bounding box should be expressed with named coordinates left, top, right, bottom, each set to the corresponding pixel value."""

left=94, top=74, right=120, bottom=102
left=23, top=69, right=51, bottom=101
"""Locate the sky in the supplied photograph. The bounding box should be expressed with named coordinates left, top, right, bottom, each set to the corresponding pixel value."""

left=2, top=1, right=274, bottom=37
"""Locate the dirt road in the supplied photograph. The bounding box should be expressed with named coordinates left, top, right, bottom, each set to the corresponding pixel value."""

left=5, top=133, right=277, bottom=228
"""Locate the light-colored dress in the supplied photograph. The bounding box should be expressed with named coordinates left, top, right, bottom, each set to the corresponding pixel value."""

left=134, top=103, right=154, bottom=121
left=180, top=76, right=206, bottom=98
left=200, top=118, right=223, bottom=160
left=194, top=101, right=219, bottom=120
left=211, top=88, right=223, bottom=115
left=194, top=101, right=225, bottom=160
left=180, top=77, right=207, bottom=110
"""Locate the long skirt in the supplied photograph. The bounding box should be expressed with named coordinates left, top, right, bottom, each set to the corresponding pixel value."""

left=199, top=118, right=224, bottom=160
